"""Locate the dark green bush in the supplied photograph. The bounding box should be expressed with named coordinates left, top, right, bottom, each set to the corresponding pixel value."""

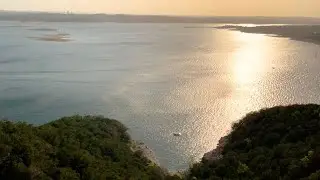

left=189, top=104, right=320, bottom=180
left=0, top=115, right=176, bottom=180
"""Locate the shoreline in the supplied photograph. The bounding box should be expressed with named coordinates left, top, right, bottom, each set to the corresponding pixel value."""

left=203, top=135, right=228, bottom=161
left=216, top=25, right=320, bottom=46
left=130, top=140, right=160, bottom=165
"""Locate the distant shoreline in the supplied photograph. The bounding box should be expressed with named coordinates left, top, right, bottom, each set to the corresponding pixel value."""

left=1, top=11, right=320, bottom=24
left=216, top=25, right=320, bottom=45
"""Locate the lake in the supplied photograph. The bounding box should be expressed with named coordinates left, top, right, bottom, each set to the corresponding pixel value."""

left=1, top=21, right=320, bottom=171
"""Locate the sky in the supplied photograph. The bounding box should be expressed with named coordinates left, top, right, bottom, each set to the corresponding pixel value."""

left=1, top=0, right=320, bottom=17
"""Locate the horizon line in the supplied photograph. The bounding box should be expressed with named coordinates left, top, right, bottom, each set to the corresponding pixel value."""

left=1, top=10, right=320, bottom=19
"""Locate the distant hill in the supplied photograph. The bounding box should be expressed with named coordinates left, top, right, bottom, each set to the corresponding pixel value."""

left=1, top=11, right=320, bottom=24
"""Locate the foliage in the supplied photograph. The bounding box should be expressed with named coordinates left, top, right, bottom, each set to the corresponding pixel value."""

left=3, top=104, right=320, bottom=180
left=188, top=104, right=320, bottom=180
left=0, top=115, right=176, bottom=180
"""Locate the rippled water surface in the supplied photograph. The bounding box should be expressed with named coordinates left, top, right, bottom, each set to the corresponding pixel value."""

left=1, top=21, right=320, bottom=170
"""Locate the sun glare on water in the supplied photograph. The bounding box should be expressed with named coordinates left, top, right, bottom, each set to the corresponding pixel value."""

left=224, top=31, right=272, bottom=138
left=232, top=31, right=268, bottom=87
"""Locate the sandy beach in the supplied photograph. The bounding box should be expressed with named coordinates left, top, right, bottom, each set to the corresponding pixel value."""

left=217, top=25, right=320, bottom=45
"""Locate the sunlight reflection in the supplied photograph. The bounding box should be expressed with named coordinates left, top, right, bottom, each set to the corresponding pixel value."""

left=226, top=31, right=271, bottom=130
left=232, top=32, right=268, bottom=87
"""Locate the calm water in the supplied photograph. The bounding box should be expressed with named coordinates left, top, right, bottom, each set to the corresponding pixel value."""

left=1, top=21, right=320, bottom=170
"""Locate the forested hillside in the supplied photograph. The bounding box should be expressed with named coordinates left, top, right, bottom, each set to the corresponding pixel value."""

left=189, top=104, right=320, bottom=180
left=0, top=115, right=179, bottom=180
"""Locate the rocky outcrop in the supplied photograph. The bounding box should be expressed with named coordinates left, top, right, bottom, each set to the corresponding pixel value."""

left=131, top=141, right=159, bottom=165
left=203, top=136, right=228, bottom=161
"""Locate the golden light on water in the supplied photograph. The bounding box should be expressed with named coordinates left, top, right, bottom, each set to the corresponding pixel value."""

left=232, top=32, right=268, bottom=87
left=180, top=31, right=274, bottom=165
left=226, top=31, right=271, bottom=131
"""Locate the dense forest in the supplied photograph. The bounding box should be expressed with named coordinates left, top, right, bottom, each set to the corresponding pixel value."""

left=189, top=104, right=320, bottom=180
left=0, top=115, right=180, bottom=180
left=1, top=104, right=320, bottom=179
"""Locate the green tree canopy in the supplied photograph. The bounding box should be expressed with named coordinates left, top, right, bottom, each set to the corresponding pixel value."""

left=0, top=115, right=176, bottom=180
left=189, top=104, right=320, bottom=180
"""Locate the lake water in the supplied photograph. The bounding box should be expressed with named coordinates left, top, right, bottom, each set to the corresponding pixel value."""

left=1, top=21, right=320, bottom=171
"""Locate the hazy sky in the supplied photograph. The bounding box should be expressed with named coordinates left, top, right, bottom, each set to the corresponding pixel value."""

left=1, top=0, right=320, bottom=17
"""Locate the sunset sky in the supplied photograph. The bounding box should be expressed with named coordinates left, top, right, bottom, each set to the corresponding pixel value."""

left=1, top=0, right=320, bottom=17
